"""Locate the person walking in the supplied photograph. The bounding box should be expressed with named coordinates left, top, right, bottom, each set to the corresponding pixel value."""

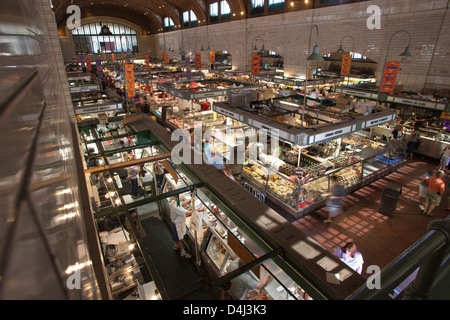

left=406, top=125, right=421, bottom=160
left=421, top=170, right=445, bottom=217
left=438, top=145, right=450, bottom=173
left=419, top=169, right=432, bottom=210
left=324, top=175, right=346, bottom=223
left=334, top=242, right=364, bottom=274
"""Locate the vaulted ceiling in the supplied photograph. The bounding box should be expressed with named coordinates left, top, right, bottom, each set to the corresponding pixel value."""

left=53, top=0, right=247, bottom=35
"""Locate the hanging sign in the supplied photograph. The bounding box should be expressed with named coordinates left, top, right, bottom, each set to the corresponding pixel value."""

left=195, top=53, right=201, bottom=68
left=161, top=50, right=165, bottom=61
left=340, top=54, right=351, bottom=76
left=252, top=55, right=261, bottom=75
left=145, top=52, right=150, bottom=71
left=257, top=52, right=263, bottom=67
left=85, top=56, right=92, bottom=71
left=111, top=53, right=115, bottom=62
left=210, top=51, right=215, bottom=64
left=186, top=56, right=191, bottom=80
left=76, top=54, right=81, bottom=64
left=103, top=52, right=107, bottom=61
left=165, top=52, right=169, bottom=64
left=96, top=59, right=104, bottom=80
left=124, top=63, right=136, bottom=98
left=380, top=61, right=400, bottom=94
left=80, top=55, right=85, bottom=66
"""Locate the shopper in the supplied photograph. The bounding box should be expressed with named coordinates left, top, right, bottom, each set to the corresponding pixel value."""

left=226, top=258, right=271, bottom=300
left=392, top=121, right=404, bottom=140
left=438, top=145, right=450, bottom=173
left=421, top=170, right=445, bottom=217
left=170, top=194, right=205, bottom=258
left=153, top=160, right=165, bottom=188
left=125, top=153, right=140, bottom=199
left=334, top=242, right=364, bottom=274
left=204, top=136, right=225, bottom=170
left=406, top=125, right=421, bottom=160
left=419, top=169, right=432, bottom=210
left=324, top=175, right=346, bottom=223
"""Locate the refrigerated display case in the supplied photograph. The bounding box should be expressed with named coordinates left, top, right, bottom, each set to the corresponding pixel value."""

left=240, top=131, right=403, bottom=218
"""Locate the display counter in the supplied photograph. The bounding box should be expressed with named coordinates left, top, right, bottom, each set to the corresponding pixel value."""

left=181, top=187, right=311, bottom=300
left=372, top=124, right=450, bottom=159
left=240, top=132, right=405, bottom=218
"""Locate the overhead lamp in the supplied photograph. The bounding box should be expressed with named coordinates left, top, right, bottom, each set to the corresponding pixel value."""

left=399, top=45, right=412, bottom=57
left=307, top=44, right=323, bottom=61
left=336, top=44, right=345, bottom=53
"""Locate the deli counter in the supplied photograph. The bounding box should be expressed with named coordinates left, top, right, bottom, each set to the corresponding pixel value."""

left=159, top=169, right=313, bottom=300
left=240, top=131, right=406, bottom=219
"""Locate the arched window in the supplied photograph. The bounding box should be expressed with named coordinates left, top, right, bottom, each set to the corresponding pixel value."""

left=72, top=22, right=138, bottom=54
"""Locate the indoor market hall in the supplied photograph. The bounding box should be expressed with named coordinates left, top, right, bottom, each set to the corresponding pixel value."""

left=0, top=0, right=449, bottom=305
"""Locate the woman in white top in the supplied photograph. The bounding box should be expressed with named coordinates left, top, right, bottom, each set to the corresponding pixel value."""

left=334, top=242, right=364, bottom=274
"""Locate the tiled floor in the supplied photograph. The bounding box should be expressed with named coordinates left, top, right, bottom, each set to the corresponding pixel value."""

left=290, top=157, right=449, bottom=277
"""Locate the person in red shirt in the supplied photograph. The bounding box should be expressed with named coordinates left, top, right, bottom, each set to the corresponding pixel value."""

left=421, top=170, right=445, bottom=217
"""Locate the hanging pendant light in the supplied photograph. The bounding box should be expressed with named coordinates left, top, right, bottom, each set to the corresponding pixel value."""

left=399, top=45, right=412, bottom=57
left=307, top=44, right=323, bottom=61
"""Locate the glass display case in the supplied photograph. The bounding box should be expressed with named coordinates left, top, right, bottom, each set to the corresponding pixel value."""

left=181, top=187, right=311, bottom=300
left=241, top=131, right=403, bottom=218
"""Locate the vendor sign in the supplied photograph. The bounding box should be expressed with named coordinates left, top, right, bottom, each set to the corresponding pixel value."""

left=195, top=53, right=201, bottom=68
left=85, top=56, right=92, bottom=71
left=165, top=51, right=169, bottom=64
left=124, top=63, right=136, bottom=98
left=252, top=55, right=261, bottom=75
left=210, top=51, right=215, bottom=64
left=380, top=61, right=400, bottom=94
left=145, top=52, right=150, bottom=71
left=340, top=54, right=351, bottom=76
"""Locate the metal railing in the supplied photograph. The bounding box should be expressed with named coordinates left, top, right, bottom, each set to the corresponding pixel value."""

left=348, top=216, right=450, bottom=300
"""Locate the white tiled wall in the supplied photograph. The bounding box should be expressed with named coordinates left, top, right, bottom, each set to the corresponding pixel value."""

left=143, top=0, right=449, bottom=92
left=0, top=0, right=100, bottom=299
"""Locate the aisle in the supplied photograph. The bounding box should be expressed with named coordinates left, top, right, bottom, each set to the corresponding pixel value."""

left=291, top=157, right=449, bottom=276
left=140, top=216, right=217, bottom=300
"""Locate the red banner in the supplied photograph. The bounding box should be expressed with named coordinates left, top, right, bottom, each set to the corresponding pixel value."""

left=76, top=54, right=81, bottom=64
left=210, top=51, right=215, bottom=64
left=165, top=52, right=169, bottom=64
left=145, top=52, right=150, bottom=71
left=85, top=56, right=92, bottom=71
left=252, top=55, right=261, bottom=75
left=380, top=61, right=400, bottom=94
left=195, top=53, right=201, bottom=68
left=103, top=52, right=107, bottom=61
left=161, top=50, right=165, bottom=61
left=124, top=64, right=136, bottom=98
left=340, top=54, right=351, bottom=76
left=111, top=53, right=115, bottom=63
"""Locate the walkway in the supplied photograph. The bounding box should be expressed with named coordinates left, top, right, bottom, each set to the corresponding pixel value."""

left=291, top=157, right=449, bottom=276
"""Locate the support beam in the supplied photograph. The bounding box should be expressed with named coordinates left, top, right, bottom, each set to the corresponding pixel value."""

left=84, top=152, right=172, bottom=175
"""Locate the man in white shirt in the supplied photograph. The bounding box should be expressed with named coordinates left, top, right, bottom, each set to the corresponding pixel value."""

left=169, top=194, right=205, bottom=258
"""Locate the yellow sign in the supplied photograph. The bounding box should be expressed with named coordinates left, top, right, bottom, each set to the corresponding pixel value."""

left=210, top=51, right=215, bottom=64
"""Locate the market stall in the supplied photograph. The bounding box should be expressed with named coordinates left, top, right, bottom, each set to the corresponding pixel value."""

left=213, top=100, right=402, bottom=218
left=150, top=78, right=262, bottom=131
left=157, top=167, right=313, bottom=300
left=72, top=89, right=124, bottom=120
left=67, top=72, right=99, bottom=93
